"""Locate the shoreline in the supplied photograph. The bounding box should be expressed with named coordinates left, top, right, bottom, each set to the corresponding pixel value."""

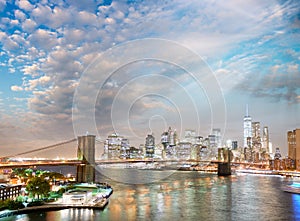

left=1, top=169, right=299, bottom=218
left=0, top=187, right=113, bottom=219
left=0, top=198, right=109, bottom=218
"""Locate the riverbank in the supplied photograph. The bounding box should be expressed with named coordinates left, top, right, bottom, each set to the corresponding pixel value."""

left=0, top=198, right=109, bottom=218
left=0, top=186, right=113, bottom=218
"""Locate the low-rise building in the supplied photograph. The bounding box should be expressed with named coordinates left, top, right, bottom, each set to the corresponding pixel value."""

left=62, top=190, right=93, bottom=204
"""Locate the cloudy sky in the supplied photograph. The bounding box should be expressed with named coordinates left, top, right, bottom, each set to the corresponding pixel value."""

left=0, top=0, right=299, bottom=158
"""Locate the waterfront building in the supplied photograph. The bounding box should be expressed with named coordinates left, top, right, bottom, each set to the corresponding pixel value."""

left=243, top=105, right=252, bottom=148
left=161, top=127, right=177, bottom=158
left=274, top=147, right=282, bottom=160
left=167, top=126, right=177, bottom=146
left=252, top=122, right=261, bottom=151
left=232, top=141, right=238, bottom=150
left=288, top=129, right=300, bottom=169
left=129, top=146, right=142, bottom=159
left=184, top=129, right=196, bottom=144
left=190, top=144, right=201, bottom=160
left=120, top=138, right=130, bottom=159
left=212, top=128, right=222, bottom=148
left=262, top=126, right=269, bottom=153
left=154, top=144, right=163, bottom=159
left=176, top=141, right=192, bottom=160
left=195, top=136, right=203, bottom=145
left=62, top=190, right=93, bottom=204
left=202, top=138, right=210, bottom=148
left=208, top=135, right=216, bottom=148
left=0, top=184, right=22, bottom=201
left=161, top=131, right=169, bottom=152
left=145, top=134, right=155, bottom=158
left=103, top=133, right=130, bottom=159
left=226, top=139, right=232, bottom=148
left=208, top=134, right=217, bottom=157
left=139, top=144, right=145, bottom=157
left=269, top=142, right=273, bottom=154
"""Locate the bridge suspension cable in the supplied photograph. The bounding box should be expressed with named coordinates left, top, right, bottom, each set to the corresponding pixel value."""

left=1, top=138, right=77, bottom=159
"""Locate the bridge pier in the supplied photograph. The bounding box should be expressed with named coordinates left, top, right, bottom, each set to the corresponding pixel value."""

left=76, top=135, right=95, bottom=183
left=217, top=148, right=231, bottom=176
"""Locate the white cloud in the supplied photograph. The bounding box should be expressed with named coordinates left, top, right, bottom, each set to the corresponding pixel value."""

left=0, top=0, right=299, bottom=152
left=22, top=63, right=40, bottom=77
left=27, top=29, right=59, bottom=50
left=9, top=68, right=16, bottom=73
left=16, top=0, right=34, bottom=11
left=0, top=0, right=6, bottom=12
left=25, top=75, right=51, bottom=91
left=11, top=85, right=24, bottom=91
left=22, top=19, right=37, bottom=32
left=14, top=9, right=27, bottom=21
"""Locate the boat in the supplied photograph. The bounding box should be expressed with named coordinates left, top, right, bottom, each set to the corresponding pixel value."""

left=282, top=182, right=300, bottom=194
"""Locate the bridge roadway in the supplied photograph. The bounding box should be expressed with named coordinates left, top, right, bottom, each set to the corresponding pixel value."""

left=0, top=159, right=268, bottom=169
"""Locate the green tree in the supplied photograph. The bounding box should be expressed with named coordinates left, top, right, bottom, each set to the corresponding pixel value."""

left=13, top=168, right=33, bottom=183
left=26, top=177, right=50, bottom=200
left=41, top=171, right=65, bottom=182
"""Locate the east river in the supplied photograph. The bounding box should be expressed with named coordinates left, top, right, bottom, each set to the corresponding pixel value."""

left=2, top=168, right=300, bottom=221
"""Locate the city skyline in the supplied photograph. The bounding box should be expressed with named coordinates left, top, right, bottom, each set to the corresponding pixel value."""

left=0, top=0, right=299, bottom=157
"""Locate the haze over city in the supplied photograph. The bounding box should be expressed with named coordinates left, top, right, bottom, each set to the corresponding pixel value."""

left=0, top=0, right=299, bottom=157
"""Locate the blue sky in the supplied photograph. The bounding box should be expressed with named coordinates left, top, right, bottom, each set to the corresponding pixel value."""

left=0, top=0, right=299, bottom=157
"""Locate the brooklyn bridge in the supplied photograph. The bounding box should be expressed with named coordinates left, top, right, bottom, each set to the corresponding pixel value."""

left=0, top=135, right=276, bottom=181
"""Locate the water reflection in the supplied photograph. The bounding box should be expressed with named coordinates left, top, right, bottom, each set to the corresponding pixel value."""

left=292, top=194, right=300, bottom=220
left=5, top=171, right=300, bottom=221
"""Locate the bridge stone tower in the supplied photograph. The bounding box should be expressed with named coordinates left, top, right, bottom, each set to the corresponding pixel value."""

left=76, top=135, right=95, bottom=183
left=217, top=148, right=232, bottom=176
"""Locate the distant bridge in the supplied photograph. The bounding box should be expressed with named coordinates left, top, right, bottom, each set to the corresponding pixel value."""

left=0, top=158, right=267, bottom=169
left=0, top=136, right=269, bottom=178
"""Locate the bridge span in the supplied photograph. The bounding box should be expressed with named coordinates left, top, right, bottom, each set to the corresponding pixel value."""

left=0, top=158, right=267, bottom=169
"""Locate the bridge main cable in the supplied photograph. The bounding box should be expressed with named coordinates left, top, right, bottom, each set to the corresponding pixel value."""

left=1, top=138, right=77, bottom=159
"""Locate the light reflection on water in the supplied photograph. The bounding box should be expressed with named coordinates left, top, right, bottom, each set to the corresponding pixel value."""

left=2, top=170, right=299, bottom=221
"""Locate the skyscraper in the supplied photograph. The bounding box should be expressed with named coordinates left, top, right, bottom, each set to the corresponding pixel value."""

left=288, top=129, right=300, bottom=169
left=243, top=105, right=252, bottom=148
left=252, top=122, right=261, bottom=151
left=212, top=128, right=222, bottom=148
left=145, top=134, right=155, bottom=158
left=262, top=126, right=269, bottom=153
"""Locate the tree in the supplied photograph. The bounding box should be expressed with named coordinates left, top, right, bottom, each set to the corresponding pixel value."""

left=26, top=177, right=50, bottom=200
left=41, top=171, right=65, bottom=182
left=13, top=168, right=33, bottom=183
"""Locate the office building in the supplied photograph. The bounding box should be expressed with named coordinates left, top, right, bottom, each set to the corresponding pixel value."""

left=184, top=129, right=196, bottom=144
left=252, top=122, right=261, bottom=151
left=288, top=129, right=300, bottom=169
left=262, top=126, right=269, bottom=153
left=212, top=128, right=222, bottom=148
left=145, top=134, right=155, bottom=158
left=243, top=105, right=252, bottom=148
left=103, top=133, right=130, bottom=159
left=176, top=141, right=192, bottom=160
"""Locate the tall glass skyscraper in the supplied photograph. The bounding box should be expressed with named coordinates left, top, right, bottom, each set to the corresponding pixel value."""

left=262, top=126, right=269, bottom=153
left=243, top=105, right=252, bottom=148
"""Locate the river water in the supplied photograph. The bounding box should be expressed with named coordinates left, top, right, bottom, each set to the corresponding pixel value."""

left=2, top=168, right=300, bottom=221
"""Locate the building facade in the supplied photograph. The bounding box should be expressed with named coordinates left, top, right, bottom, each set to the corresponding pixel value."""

left=252, top=122, right=261, bottom=151
left=288, top=129, right=300, bottom=169
left=262, top=126, right=269, bottom=153
left=243, top=109, right=252, bottom=148
left=212, top=128, right=222, bottom=148
left=103, top=133, right=130, bottom=159
left=145, top=134, right=155, bottom=158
